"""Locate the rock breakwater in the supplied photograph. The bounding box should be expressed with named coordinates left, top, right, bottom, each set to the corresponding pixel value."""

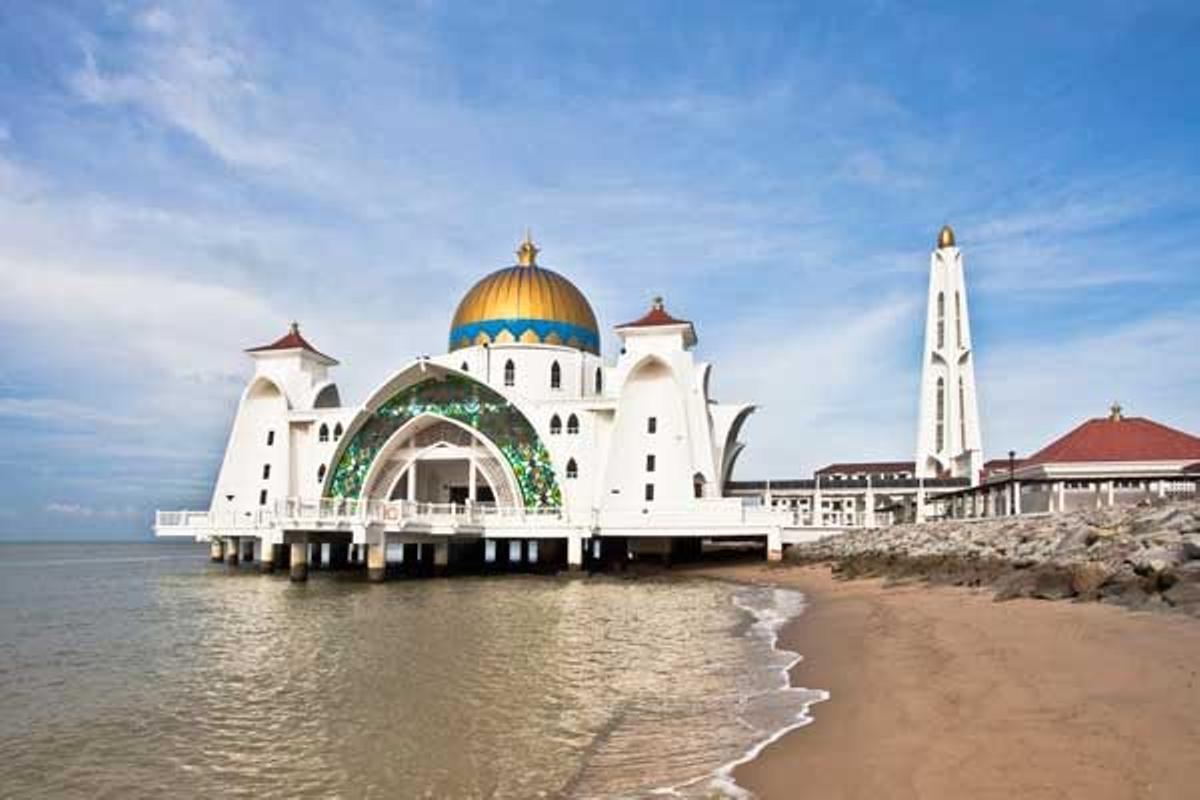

left=788, top=501, right=1200, bottom=616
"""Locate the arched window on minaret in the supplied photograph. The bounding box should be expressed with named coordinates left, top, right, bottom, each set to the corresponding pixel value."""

left=460, top=361, right=469, bottom=373
left=936, top=292, right=945, bottom=350
left=317, top=464, right=326, bottom=483
left=504, top=360, right=515, bottom=387
left=955, top=292, right=963, bottom=348
left=567, top=414, right=580, bottom=435
left=594, top=367, right=603, bottom=395
left=550, top=361, right=561, bottom=390
left=333, top=423, right=343, bottom=442
left=958, top=377, right=967, bottom=448
left=550, top=414, right=562, bottom=435
left=936, top=378, right=946, bottom=453
left=319, top=423, right=330, bottom=443
left=566, top=458, right=578, bottom=479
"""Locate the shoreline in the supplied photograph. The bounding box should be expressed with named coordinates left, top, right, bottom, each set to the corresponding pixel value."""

left=687, top=562, right=1200, bottom=800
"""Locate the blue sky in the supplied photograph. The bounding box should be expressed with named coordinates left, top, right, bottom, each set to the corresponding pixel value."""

left=1, top=1, right=1198, bottom=538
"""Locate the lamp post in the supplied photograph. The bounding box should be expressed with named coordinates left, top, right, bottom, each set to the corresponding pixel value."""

left=1008, top=449, right=1017, bottom=516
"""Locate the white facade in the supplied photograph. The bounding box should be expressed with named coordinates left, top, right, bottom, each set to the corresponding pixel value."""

left=915, top=226, right=983, bottom=483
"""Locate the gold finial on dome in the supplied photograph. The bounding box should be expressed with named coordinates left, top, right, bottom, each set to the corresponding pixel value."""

left=516, top=229, right=540, bottom=267
left=937, top=224, right=956, bottom=249
left=652, top=295, right=665, bottom=310
left=1110, top=401, right=1123, bottom=421
left=289, top=320, right=300, bottom=334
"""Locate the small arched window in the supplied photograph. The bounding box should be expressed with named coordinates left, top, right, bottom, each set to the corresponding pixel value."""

left=936, top=292, right=945, bottom=350
left=958, top=377, right=967, bottom=448
left=262, top=464, right=271, bottom=480
left=550, top=361, right=561, bottom=390
left=594, top=367, right=603, bottom=394
left=266, top=430, right=275, bottom=446
left=317, top=463, right=326, bottom=483
left=504, top=359, right=515, bottom=387
left=550, top=414, right=562, bottom=435
left=566, top=458, right=578, bottom=479
left=319, top=423, right=330, bottom=443
left=461, top=361, right=469, bottom=373
left=333, top=423, right=343, bottom=442
left=567, top=414, right=579, bottom=435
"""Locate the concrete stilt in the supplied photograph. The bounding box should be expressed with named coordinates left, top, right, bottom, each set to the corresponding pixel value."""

left=367, top=542, right=387, bottom=583
left=433, top=542, right=449, bottom=576
left=289, top=541, right=309, bottom=582
left=210, top=538, right=225, bottom=562
left=259, top=542, right=276, bottom=574
left=225, top=537, right=240, bottom=566
left=766, top=530, right=784, bottom=563
left=567, top=535, right=583, bottom=573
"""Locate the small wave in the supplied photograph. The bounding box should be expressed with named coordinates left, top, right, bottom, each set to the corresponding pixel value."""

left=659, top=584, right=830, bottom=799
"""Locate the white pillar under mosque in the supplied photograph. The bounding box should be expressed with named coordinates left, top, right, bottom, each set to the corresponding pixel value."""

left=915, top=225, right=983, bottom=485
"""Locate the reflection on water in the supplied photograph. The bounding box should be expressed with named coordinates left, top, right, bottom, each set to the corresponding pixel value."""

left=0, top=543, right=820, bottom=798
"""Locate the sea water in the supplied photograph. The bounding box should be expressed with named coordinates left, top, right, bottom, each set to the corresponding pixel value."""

left=0, top=542, right=824, bottom=798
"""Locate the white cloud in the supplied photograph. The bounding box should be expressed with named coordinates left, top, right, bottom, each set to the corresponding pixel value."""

left=44, top=502, right=141, bottom=518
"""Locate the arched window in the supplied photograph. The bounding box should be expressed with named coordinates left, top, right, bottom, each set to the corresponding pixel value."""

left=594, top=367, right=603, bottom=394
left=460, top=361, right=469, bottom=373
left=333, top=422, right=343, bottom=442
left=566, top=458, right=578, bottom=479
left=504, top=359, right=515, bottom=387
left=935, top=377, right=946, bottom=452
left=317, top=464, right=327, bottom=483
left=259, top=489, right=268, bottom=506
left=936, top=292, right=945, bottom=350
left=266, top=430, right=275, bottom=446
left=319, top=423, right=330, bottom=443
left=550, top=414, right=562, bottom=435
left=567, top=414, right=579, bottom=435
left=955, top=292, right=963, bottom=348
left=550, top=361, right=561, bottom=390
left=262, top=464, right=271, bottom=480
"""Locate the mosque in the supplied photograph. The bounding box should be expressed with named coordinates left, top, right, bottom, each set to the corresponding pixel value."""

left=155, top=227, right=1199, bottom=578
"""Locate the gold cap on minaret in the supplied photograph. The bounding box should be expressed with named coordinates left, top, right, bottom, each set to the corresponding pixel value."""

left=937, top=224, right=956, bottom=249
left=1110, top=401, right=1123, bottom=421
left=516, top=229, right=540, bottom=267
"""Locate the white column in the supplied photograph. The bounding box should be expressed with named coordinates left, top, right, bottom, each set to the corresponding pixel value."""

left=468, top=458, right=478, bottom=502
left=766, top=529, right=783, bottom=562
left=915, top=480, right=927, bottom=523
left=1106, top=480, right=1115, bottom=507
left=1056, top=481, right=1065, bottom=513
left=567, top=536, right=583, bottom=571
left=1013, top=481, right=1023, bottom=515
left=864, top=480, right=877, bottom=528
left=408, top=462, right=418, bottom=502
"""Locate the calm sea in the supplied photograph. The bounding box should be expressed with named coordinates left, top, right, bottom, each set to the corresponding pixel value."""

left=0, top=542, right=822, bottom=799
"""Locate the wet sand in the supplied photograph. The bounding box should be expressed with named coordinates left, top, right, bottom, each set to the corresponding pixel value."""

left=691, top=563, right=1200, bottom=800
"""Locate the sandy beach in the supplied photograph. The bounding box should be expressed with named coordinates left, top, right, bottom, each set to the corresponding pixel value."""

left=692, top=563, right=1200, bottom=800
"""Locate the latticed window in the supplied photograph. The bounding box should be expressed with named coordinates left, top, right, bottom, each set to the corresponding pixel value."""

left=566, top=458, right=578, bottom=479
left=567, top=414, right=579, bottom=435
left=550, top=414, right=562, bottom=435
left=936, top=292, right=945, bottom=350
left=504, top=360, right=515, bottom=387
left=936, top=377, right=946, bottom=452
left=550, top=361, right=561, bottom=390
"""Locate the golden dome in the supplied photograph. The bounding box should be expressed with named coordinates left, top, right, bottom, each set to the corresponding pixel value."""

left=449, top=233, right=600, bottom=354
left=937, top=224, right=956, bottom=249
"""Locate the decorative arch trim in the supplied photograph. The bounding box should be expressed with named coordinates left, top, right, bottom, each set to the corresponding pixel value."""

left=325, top=373, right=561, bottom=506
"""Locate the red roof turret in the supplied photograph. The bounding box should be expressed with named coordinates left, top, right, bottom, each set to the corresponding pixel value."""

left=246, top=322, right=338, bottom=365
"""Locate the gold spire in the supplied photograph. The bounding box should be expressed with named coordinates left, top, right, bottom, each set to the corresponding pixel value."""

left=652, top=295, right=664, bottom=310
left=937, top=224, right=956, bottom=249
left=289, top=320, right=300, bottom=334
left=1110, top=401, right=1123, bottom=421
left=516, top=229, right=540, bottom=267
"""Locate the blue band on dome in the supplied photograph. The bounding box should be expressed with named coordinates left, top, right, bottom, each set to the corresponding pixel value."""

left=449, top=319, right=600, bottom=353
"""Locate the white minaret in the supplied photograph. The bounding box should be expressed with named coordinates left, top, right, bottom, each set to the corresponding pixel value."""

left=915, top=225, right=983, bottom=484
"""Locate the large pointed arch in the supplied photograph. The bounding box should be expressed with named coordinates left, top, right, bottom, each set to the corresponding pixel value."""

left=324, top=368, right=560, bottom=506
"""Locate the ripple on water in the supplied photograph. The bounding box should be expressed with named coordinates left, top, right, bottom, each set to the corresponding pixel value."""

left=0, top=543, right=824, bottom=799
